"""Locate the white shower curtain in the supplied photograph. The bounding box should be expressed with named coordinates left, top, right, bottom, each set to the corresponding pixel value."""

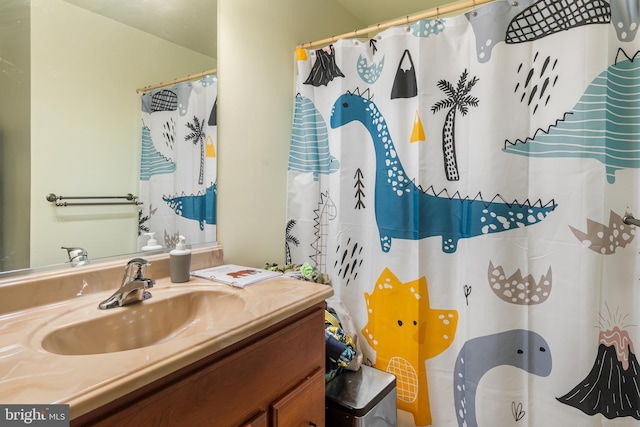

left=138, top=75, right=217, bottom=250
left=286, top=1, right=640, bottom=426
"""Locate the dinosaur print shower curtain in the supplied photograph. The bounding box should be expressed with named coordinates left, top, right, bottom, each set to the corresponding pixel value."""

left=286, top=1, right=640, bottom=426
left=138, top=75, right=217, bottom=250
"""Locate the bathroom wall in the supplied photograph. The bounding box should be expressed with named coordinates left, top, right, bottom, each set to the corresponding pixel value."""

left=217, top=0, right=364, bottom=267
left=29, top=0, right=215, bottom=267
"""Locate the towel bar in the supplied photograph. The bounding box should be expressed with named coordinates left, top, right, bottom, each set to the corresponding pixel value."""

left=46, top=193, right=142, bottom=207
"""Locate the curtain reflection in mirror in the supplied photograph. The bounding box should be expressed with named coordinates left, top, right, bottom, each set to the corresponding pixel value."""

left=138, top=75, right=217, bottom=251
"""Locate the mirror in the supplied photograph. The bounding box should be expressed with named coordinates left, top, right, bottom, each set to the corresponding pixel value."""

left=1, top=0, right=455, bottom=275
left=0, top=0, right=217, bottom=272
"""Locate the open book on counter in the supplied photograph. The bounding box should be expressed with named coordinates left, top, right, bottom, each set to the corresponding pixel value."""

left=191, top=264, right=283, bottom=288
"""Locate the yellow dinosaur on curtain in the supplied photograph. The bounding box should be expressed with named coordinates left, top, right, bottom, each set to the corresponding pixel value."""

left=363, top=267, right=458, bottom=426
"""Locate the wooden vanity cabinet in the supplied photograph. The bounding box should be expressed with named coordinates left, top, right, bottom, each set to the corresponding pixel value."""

left=240, top=411, right=267, bottom=427
left=72, top=303, right=326, bottom=427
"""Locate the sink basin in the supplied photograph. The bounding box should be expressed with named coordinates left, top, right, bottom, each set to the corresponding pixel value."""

left=41, top=290, right=245, bottom=355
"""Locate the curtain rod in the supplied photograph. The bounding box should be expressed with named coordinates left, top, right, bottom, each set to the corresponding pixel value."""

left=298, top=0, right=495, bottom=49
left=136, top=68, right=217, bottom=94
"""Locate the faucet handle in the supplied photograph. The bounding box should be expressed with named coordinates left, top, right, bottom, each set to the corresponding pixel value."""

left=127, top=257, right=150, bottom=266
left=124, top=257, right=151, bottom=280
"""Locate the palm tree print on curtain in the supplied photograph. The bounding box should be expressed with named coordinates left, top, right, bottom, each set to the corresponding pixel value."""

left=431, top=69, right=479, bottom=181
left=185, top=116, right=206, bottom=185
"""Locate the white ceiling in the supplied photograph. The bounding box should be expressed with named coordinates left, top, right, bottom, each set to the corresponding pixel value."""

left=62, top=0, right=452, bottom=60
left=61, top=0, right=218, bottom=58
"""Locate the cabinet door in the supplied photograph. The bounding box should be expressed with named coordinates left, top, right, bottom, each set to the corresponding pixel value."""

left=270, top=368, right=325, bottom=427
left=241, top=411, right=267, bottom=427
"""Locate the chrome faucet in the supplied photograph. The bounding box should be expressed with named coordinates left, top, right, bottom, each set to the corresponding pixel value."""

left=62, top=246, right=90, bottom=267
left=98, top=258, right=155, bottom=310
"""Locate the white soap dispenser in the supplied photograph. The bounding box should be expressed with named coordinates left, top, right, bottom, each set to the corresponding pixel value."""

left=142, top=232, right=163, bottom=252
left=170, top=235, right=191, bottom=283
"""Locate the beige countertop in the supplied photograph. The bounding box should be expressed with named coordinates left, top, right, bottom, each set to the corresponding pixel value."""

left=0, top=274, right=333, bottom=419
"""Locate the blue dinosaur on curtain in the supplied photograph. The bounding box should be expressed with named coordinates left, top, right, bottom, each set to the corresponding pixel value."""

left=287, top=0, right=640, bottom=426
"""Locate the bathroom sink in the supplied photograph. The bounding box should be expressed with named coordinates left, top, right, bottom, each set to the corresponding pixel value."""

left=41, top=290, right=245, bottom=355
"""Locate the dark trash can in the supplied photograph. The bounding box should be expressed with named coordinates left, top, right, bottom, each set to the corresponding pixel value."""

left=325, top=365, right=397, bottom=427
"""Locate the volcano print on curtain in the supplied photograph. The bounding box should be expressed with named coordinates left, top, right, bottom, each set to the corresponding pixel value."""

left=286, top=0, right=640, bottom=426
